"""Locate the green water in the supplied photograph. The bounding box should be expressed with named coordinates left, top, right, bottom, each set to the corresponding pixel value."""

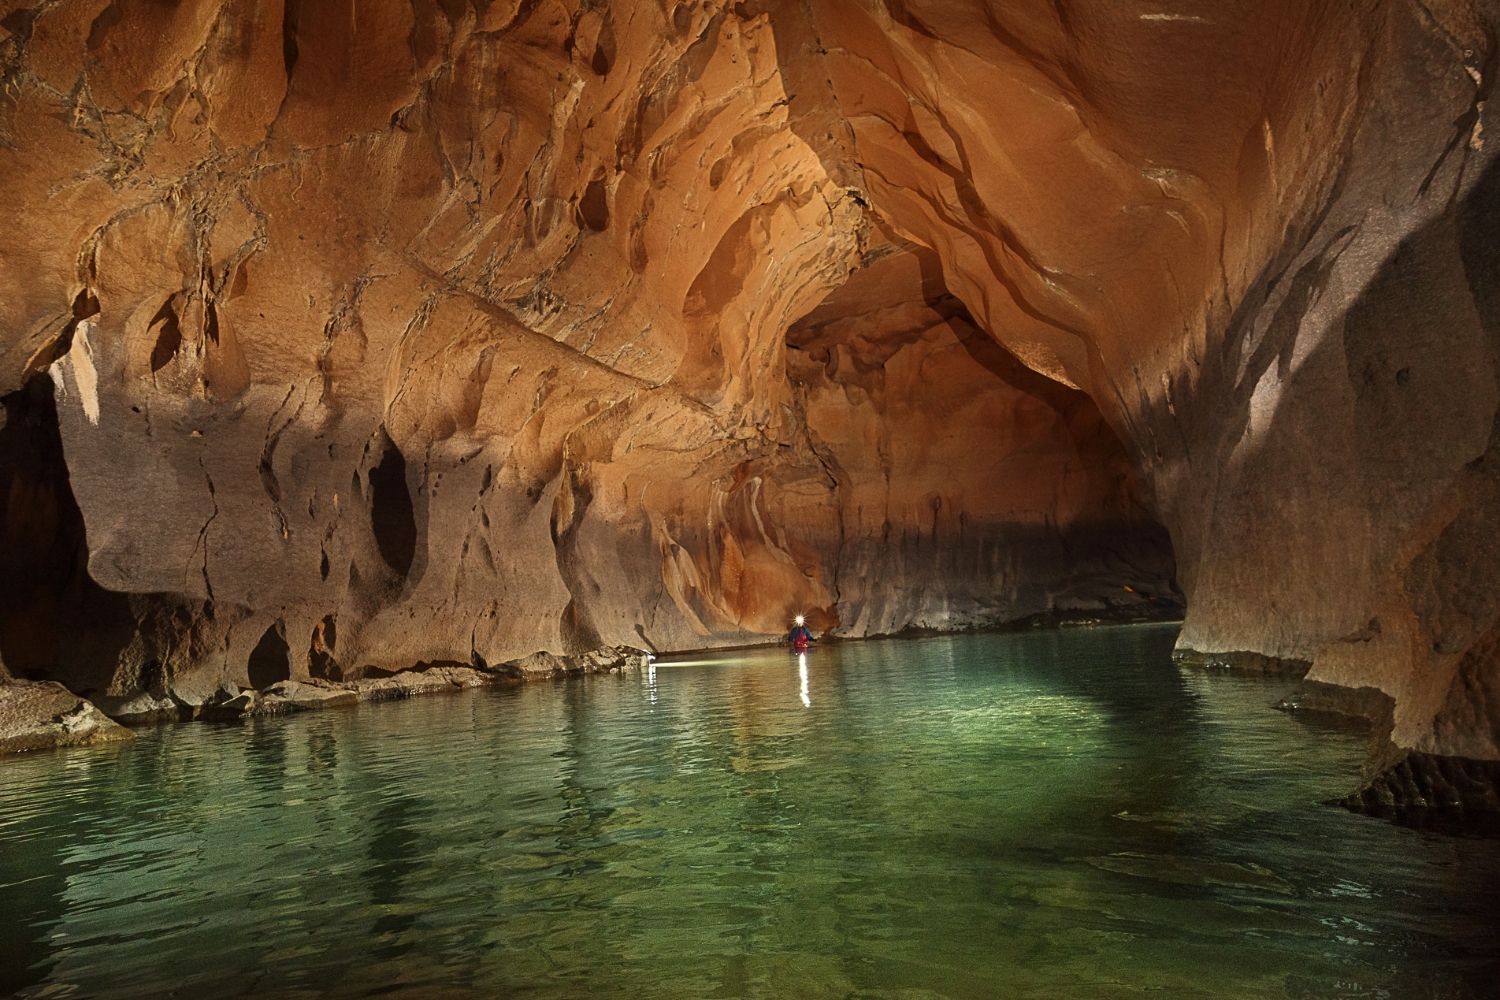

left=1, top=625, right=1496, bottom=999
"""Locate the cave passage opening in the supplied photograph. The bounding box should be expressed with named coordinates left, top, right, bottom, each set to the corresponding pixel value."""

left=780, top=236, right=1182, bottom=628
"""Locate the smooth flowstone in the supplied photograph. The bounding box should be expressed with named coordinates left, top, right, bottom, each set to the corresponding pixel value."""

left=0, top=681, right=134, bottom=754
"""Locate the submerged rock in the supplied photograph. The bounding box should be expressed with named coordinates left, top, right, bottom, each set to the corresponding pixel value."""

left=0, top=681, right=134, bottom=755
left=1341, top=752, right=1500, bottom=817
left=1087, top=853, right=1295, bottom=896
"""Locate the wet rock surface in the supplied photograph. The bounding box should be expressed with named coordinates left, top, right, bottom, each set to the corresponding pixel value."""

left=1175, top=649, right=1312, bottom=679
left=105, top=646, right=649, bottom=724
left=1339, top=752, right=1500, bottom=835
left=0, top=679, right=134, bottom=754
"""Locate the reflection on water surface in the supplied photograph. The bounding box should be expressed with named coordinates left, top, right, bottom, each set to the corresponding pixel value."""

left=2, top=625, right=1497, bottom=998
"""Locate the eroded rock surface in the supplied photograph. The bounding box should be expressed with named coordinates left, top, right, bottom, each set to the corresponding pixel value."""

left=0, top=679, right=134, bottom=754
left=777, top=0, right=1500, bottom=767
left=1340, top=752, right=1500, bottom=815
left=2, top=0, right=1497, bottom=779
left=785, top=238, right=1173, bottom=634
left=0, top=0, right=1173, bottom=719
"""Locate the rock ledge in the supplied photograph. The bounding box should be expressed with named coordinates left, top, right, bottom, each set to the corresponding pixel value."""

left=0, top=681, right=135, bottom=755
left=103, top=647, right=652, bottom=724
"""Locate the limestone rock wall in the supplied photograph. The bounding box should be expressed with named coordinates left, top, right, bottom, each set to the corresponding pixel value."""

left=0, top=0, right=1173, bottom=707
left=8, top=0, right=1494, bottom=766
left=785, top=240, right=1172, bottom=635
left=787, top=0, right=1500, bottom=760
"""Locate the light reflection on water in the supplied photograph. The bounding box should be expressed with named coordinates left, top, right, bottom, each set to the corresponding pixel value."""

left=1, top=625, right=1497, bottom=999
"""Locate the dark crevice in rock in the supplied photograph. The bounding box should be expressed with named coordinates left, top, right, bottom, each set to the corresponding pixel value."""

left=281, top=0, right=302, bottom=81
left=308, top=614, right=339, bottom=681
left=257, top=386, right=297, bottom=504
left=85, top=2, right=123, bottom=52
left=0, top=373, right=139, bottom=693
left=576, top=178, right=609, bottom=232
left=247, top=620, right=290, bottom=690
left=190, top=458, right=219, bottom=604
left=551, top=470, right=606, bottom=654
left=204, top=300, right=219, bottom=347
left=148, top=297, right=182, bottom=373
left=368, top=429, right=417, bottom=578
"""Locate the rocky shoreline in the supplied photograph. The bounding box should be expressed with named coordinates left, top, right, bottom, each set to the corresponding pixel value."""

left=4, top=619, right=1194, bottom=757
left=1, top=616, right=1178, bottom=755
left=8, top=628, right=1499, bottom=830
left=0, top=680, right=136, bottom=755
left=0, top=646, right=649, bottom=755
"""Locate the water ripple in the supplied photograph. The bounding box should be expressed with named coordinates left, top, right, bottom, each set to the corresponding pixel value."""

left=1, top=627, right=1497, bottom=999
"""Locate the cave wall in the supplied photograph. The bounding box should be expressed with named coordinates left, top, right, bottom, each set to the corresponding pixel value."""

left=0, top=0, right=1173, bottom=705
left=7, top=0, right=1494, bottom=764
left=785, top=241, right=1173, bottom=635
left=778, top=0, right=1500, bottom=759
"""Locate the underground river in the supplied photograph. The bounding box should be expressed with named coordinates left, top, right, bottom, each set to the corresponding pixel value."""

left=2, top=624, right=1496, bottom=998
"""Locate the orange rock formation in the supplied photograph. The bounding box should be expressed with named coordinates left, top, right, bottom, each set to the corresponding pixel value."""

left=1, top=0, right=1497, bottom=780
